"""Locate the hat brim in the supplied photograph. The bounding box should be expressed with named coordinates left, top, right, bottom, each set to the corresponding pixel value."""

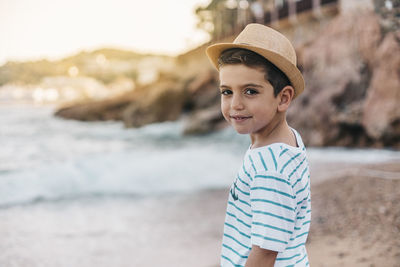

left=206, top=43, right=304, bottom=99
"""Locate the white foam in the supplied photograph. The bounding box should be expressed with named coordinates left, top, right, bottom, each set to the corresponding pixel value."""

left=1, top=105, right=399, bottom=206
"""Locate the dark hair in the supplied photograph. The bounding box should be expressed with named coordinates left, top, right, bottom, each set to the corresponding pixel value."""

left=217, top=48, right=291, bottom=96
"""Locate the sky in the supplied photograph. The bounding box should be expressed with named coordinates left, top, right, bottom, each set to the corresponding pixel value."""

left=0, top=0, right=211, bottom=65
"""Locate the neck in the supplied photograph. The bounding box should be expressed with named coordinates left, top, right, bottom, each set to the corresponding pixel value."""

left=250, top=114, right=296, bottom=149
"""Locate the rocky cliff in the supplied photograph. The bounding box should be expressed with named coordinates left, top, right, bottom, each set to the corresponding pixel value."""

left=289, top=10, right=400, bottom=147
left=55, top=9, right=400, bottom=148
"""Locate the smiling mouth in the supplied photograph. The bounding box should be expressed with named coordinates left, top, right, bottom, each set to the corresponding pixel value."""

left=230, top=115, right=252, bottom=122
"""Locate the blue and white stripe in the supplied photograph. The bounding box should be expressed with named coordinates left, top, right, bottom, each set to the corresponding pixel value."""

left=221, top=129, right=311, bottom=267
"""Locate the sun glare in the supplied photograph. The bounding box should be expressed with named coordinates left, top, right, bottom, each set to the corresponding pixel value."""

left=68, top=66, right=79, bottom=77
left=0, top=0, right=211, bottom=64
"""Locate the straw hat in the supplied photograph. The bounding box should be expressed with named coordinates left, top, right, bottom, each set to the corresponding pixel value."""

left=206, top=23, right=304, bottom=98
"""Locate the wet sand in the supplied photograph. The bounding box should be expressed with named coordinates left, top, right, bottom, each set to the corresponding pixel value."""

left=180, top=161, right=400, bottom=267
left=0, top=161, right=399, bottom=266
left=308, top=163, right=400, bottom=267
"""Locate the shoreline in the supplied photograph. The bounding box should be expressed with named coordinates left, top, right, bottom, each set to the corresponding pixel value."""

left=0, top=161, right=399, bottom=266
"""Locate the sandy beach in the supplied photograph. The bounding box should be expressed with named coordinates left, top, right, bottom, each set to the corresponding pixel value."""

left=1, top=160, right=399, bottom=267
left=173, top=160, right=400, bottom=267
left=159, top=160, right=400, bottom=267
left=176, top=160, right=400, bottom=267
left=307, top=161, right=400, bottom=267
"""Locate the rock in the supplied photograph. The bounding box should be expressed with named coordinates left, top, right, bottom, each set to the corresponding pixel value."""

left=54, top=95, right=135, bottom=121
left=55, top=74, right=189, bottom=128
left=185, top=69, right=220, bottom=110
left=183, top=105, right=226, bottom=135
left=361, top=32, right=400, bottom=141
left=357, top=14, right=382, bottom=67
left=290, top=12, right=368, bottom=146
left=123, top=79, right=186, bottom=128
left=289, top=10, right=400, bottom=147
left=181, top=70, right=226, bottom=135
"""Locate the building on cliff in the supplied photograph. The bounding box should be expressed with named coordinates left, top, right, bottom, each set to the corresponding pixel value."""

left=196, top=0, right=375, bottom=44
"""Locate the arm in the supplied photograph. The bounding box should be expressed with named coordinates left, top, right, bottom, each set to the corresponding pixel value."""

left=245, top=245, right=277, bottom=267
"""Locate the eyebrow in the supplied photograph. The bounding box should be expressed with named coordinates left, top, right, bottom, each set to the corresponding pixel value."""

left=219, top=83, right=264, bottom=89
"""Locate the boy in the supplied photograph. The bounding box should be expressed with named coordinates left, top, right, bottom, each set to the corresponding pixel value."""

left=206, top=24, right=311, bottom=266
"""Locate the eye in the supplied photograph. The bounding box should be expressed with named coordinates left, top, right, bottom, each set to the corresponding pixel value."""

left=245, top=88, right=258, bottom=95
left=221, top=89, right=232, bottom=95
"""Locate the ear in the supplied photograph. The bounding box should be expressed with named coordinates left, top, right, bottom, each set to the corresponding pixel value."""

left=277, top=85, right=295, bottom=112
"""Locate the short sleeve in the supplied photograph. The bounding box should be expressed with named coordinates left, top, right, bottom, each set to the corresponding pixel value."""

left=250, top=171, right=296, bottom=252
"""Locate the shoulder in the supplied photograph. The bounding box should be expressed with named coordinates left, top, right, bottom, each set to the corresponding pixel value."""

left=246, top=143, right=304, bottom=171
left=243, top=128, right=308, bottom=176
left=275, top=145, right=307, bottom=175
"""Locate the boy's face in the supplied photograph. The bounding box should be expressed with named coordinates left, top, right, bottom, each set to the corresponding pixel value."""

left=219, top=64, right=281, bottom=136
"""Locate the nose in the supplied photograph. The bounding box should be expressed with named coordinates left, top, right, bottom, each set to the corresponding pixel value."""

left=231, top=94, right=244, bottom=110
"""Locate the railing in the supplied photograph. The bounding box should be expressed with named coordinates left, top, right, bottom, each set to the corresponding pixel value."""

left=263, top=0, right=338, bottom=25
left=211, top=0, right=339, bottom=41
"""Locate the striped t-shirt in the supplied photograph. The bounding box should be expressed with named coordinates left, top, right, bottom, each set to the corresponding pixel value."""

left=221, top=129, right=311, bottom=266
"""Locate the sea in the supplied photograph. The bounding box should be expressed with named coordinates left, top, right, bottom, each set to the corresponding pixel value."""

left=1, top=104, right=399, bottom=267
